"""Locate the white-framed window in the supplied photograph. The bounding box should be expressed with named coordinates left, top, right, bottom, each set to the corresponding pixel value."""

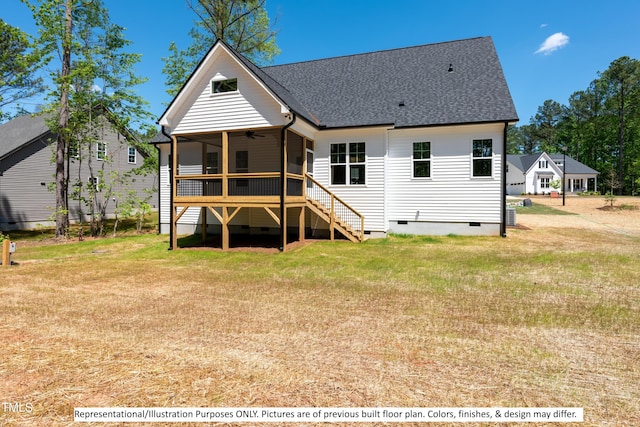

left=97, top=142, right=107, bottom=161
left=88, top=175, right=100, bottom=192
left=412, top=141, right=431, bottom=178
left=472, top=139, right=492, bottom=177
left=211, top=77, right=238, bottom=94
left=330, top=142, right=365, bottom=185
left=128, top=147, right=136, bottom=164
left=540, top=177, right=550, bottom=188
left=68, top=143, right=79, bottom=159
left=539, top=160, right=548, bottom=168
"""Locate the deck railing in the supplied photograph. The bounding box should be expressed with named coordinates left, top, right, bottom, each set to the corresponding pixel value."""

left=175, top=173, right=304, bottom=198
left=305, top=174, right=364, bottom=241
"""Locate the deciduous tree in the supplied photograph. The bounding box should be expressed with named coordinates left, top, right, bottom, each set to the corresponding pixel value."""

left=163, top=0, right=280, bottom=98
left=0, top=19, right=43, bottom=122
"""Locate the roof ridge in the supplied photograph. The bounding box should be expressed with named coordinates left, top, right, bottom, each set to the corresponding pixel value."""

left=263, top=36, right=490, bottom=69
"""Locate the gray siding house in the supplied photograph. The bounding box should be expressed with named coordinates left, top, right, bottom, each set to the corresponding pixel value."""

left=0, top=113, right=157, bottom=231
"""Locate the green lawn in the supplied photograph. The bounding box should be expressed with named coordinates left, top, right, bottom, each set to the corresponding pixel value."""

left=1, top=227, right=639, bottom=426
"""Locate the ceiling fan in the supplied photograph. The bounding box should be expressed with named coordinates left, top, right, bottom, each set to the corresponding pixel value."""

left=245, top=130, right=265, bottom=139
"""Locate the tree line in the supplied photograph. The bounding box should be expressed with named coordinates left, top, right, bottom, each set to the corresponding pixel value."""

left=508, top=57, right=640, bottom=195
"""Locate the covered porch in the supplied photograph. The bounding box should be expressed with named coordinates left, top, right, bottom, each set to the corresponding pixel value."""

left=169, top=127, right=363, bottom=250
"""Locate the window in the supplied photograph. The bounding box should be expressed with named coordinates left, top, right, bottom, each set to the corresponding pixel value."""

left=413, top=141, right=431, bottom=178
left=540, top=177, right=550, bottom=188
left=97, top=142, right=107, bottom=161
left=212, top=78, right=238, bottom=94
left=472, top=139, right=492, bottom=177
left=128, top=147, right=136, bottom=164
left=331, top=142, right=366, bottom=185
left=68, top=143, right=79, bottom=159
left=206, top=152, right=218, bottom=174
left=539, top=160, right=548, bottom=168
left=88, top=176, right=100, bottom=192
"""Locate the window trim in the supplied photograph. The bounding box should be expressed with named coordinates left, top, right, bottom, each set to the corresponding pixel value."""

left=412, top=141, right=432, bottom=179
left=97, top=142, right=106, bottom=161
left=540, top=177, right=550, bottom=189
left=88, top=175, right=100, bottom=192
left=211, top=77, right=238, bottom=95
left=330, top=142, right=366, bottom=186
left=128, top=146, right=136, bottom=164
left=471, top=139, right=493, bottom=178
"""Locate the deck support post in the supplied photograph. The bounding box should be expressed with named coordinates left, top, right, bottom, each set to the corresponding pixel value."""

left=222, top=207, right=229, bottom=251
left=299, top=206, right=305, bottom=243
left=201, top=207, right=207, bottom=243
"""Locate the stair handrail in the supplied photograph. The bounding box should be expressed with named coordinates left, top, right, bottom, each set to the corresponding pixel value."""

left=305, top=173, right=365, bottom=241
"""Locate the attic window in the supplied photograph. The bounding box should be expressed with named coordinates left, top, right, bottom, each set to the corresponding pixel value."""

left=212, top=78, right=237, bottom=94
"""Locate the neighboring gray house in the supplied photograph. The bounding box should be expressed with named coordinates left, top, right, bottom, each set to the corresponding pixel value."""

left=0, top=113, right=157, bottom=230
left=153, top=36, right=518, bottom=250
left=507, top=152, right=599, bottom=195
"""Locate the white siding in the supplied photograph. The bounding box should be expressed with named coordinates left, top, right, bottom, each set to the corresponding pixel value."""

left=506, top=160, right=525, bottom=195
left=386, top=124, right=504, bottom=226
left=313, top=128, right=387, bottom=233
left=173, top=51, right=286, bottom=134
left=522, top=153, right=562, bottom=195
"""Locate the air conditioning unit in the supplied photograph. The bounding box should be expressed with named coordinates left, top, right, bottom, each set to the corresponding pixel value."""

left=506, top=207, right=516, bottom=226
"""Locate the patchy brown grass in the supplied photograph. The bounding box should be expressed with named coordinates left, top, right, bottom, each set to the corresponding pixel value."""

left=1, top=202, right=639, bottom=426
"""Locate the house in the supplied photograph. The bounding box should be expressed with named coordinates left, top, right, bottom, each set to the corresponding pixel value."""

left=0, top=113, right=157, bottom=231
left=152, top=36, right=518, bottom=250
left=506, top=152, right=599, bottom=195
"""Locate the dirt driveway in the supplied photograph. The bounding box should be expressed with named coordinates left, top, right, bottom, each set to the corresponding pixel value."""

left=513, top=195, right=640, bottom=236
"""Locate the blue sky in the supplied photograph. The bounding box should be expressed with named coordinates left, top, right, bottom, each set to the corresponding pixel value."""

left=4, top=0, right=640, bottom=126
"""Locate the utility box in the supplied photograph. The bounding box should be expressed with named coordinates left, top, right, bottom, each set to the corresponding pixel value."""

left=506, top=207, right=516, bottom=226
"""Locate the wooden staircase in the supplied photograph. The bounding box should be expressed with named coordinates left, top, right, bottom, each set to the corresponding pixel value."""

left=305, top=174, right=364, bottom=243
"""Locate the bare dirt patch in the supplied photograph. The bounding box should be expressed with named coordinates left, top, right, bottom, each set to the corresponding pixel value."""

left=515, top=195, right=640, bottom=235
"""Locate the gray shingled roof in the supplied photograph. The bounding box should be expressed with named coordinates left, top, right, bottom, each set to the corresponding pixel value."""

left=0, top=114, right=51, bottom=159
left=508, top=153, right=599, bottom=175
left=263, top=36, right=518, bottom=128
left=548, top=154, right=599, bottom=174
left=157, top=36, right=518, bottom=138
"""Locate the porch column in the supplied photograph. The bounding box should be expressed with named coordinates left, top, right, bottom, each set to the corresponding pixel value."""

left=281, top=131, right=288, bottom=251
left=170, top=135, right=178, bottom=250
left=201, top=142, right=207, bottom=243
left=222, top=131, right=229, bottom=198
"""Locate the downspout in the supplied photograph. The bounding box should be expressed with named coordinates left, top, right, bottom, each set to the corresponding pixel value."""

left=161, top=125, right=174, bottom=249
left=279, top=111, right=297, bottom=252
left=501, top=121, right=508, bottom=238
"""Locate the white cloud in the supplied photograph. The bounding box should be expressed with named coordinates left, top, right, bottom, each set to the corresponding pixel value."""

left=91, top=84, right=103, bottom=93
left=540, top=23, right=548, bottom=28
left=535, top=32, right=570, bottom=55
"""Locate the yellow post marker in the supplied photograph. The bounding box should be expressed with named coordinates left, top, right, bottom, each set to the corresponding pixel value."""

left=2, top=240, right=10, bottom=267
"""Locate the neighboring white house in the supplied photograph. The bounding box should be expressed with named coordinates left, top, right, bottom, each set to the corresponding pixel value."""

left=152, top=37, right=519, bottom=250
left=506, top=152, right=599, bottom=196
